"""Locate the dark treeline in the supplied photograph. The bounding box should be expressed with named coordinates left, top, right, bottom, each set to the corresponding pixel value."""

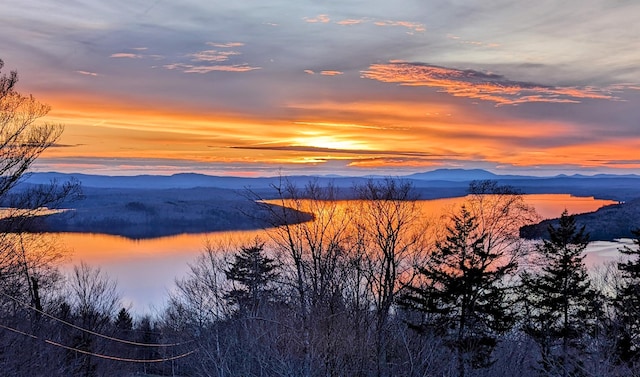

left=2, top=178, right=640, bottom=377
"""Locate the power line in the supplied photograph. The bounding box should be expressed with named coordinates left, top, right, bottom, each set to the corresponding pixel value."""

left=0, top=323, right=197, bottom=363
left=1, top=291, right=192, bottom=347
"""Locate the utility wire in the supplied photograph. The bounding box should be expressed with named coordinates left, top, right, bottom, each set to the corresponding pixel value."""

left=0, top=323, right=196, bottom=363
left=1, top=291, right=193, bottom=347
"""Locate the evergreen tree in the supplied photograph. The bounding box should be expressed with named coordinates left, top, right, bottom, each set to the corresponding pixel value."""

left=114, top=307, right=133, bottom=332
left=520, top=210, right=598, bottom=377
left=224, top=242, right=279, bottom=316
left=614, top=228, right=640, bottom=365
left=400, top=206, right=517, bottom=377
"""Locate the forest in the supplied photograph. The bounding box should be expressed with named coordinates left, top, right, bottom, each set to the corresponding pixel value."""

left=3, top=60, right=640, bottom=377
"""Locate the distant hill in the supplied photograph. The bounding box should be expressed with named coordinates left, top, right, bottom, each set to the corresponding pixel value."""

left=22, top=169, right=640, bottom=201
left=407, top=168, right=522, bottom=181
left=520, top=198, right=640, bottom=241
left=6, top=186, right=312, bottom=239
left=23, top=172, right=269, bottom=190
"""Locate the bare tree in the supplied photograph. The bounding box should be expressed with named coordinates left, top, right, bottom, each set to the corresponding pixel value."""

left=465, top=180, right=539, bottom=262
left=0, top=58, right=80, bottom=310
left=0, top=59, right=82, bottom=376
left=0, top=58, right=64, bottom=199
left=353, top=178, right=427, bottom=377
left=61, top=262, right=121, bottom=377
left=246, top=177, right=355, bottom=376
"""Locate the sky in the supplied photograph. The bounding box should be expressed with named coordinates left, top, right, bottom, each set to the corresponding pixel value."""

left=1, top=0, right=639, bottom=177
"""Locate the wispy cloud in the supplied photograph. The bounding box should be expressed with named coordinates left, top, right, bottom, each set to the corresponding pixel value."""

left=304, top=14, right=425, bottom=33
left=163, top=63, right=260, bottom=73
left=163, top=42, right=260, bottom=74
left=110, top=53, right=143, bottom=59
left=373, top=20, right=425, bottom=33
left=304, top=14, right=330, bottom=23
left=336, top=18, right=368, bottom=26
left=347, top=157, right=444, bottom=168
left=75, top=70, right=98, bottom=76
left=447, top=34, right=500, bottom=48
left=362, top=62, right=621, bottom=105
left=320, top=70, right=344, bottom=76
left=231, top=144, right=450, bottom=159
left=207, top=42, right=245, bottom=48
left=304, top=70, right=315, bottom=75
left=189, top=50, right=240, bottom=62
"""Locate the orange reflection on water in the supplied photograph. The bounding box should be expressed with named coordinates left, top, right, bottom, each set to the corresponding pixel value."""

left=523, top=194, right=616, bottom=219
left=60, top=194, right=616, bottom=264
left=54, top=194, right=617, bottom=313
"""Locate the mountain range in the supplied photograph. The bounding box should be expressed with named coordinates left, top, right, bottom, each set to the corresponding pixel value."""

left=23, top=169, right=640, bottom=200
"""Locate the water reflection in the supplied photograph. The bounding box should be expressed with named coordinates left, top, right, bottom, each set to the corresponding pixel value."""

left=56, top=194, right=618, bottom=314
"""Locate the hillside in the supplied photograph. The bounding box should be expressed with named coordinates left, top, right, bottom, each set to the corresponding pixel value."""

left=520, top=198, right=640, bottom=241
left=11, top=186, right=311, bottom=239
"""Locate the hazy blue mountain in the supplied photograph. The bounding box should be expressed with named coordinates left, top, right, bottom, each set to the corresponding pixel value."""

left=406, top=168, right=534, bottom=181
left=23, top=172, right=266, bottom=189
left=407, top=168, right=498, bottom=181
left=22, top=172, right=375, bottom=190
left=20, top=170, right=640, bottom=201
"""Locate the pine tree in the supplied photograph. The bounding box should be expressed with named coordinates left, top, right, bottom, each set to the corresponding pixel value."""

left=400, top=206, right=517, bottom=377
left=224, top=242, right=279, bottom=316
left=114, top=308, right=133, bottom=332
left=520, top=210, right=598, bottom=377
left=614, top=228, right=640, bottom=365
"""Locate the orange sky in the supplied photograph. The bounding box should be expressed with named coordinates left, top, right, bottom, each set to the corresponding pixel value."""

left=2, top=1, right=639, bottom=176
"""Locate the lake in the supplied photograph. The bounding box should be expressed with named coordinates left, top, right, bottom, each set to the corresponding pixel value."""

left=56, top=194, right=624, bottom=315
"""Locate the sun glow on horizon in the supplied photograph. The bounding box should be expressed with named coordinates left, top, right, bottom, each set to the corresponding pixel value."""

left=290, top=133, right=370, bottom=152
left=27, top=88, right=640, bottom=176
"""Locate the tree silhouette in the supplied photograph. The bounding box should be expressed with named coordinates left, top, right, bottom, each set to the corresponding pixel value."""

left=614, top=228, right=640, bottom=366
left=400, top=206, right=517, bottom=377
left=224, top=241, right=279, bottom=316
left=520, top=210, right=598, bottom=377
left=114, top=307, right=133, bottom=332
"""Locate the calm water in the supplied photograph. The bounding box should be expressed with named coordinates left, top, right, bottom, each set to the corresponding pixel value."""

left=56, top=194, right=622, bottom=315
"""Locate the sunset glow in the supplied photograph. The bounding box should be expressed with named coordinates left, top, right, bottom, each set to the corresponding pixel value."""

left=1, top=1, right=638, bottom=176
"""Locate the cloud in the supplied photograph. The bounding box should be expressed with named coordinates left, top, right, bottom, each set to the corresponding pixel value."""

left=447, top=34, right=500, bottom=48
left=189, top=50, right=240, bottom=62
left=163, top=63, right=260, bottom=73
left=50, top=143, right=84, bottom=148
left=206, top=42, right=245, bottom=48
left=361, top=62, right=622, bottom=106
left=373, top=20, right=425, bottom=33
left=304, top=14, right=330, bottom=23
left=347, top=157, right=443, bottom=168
left=75, top=70, right=98, bottom=76
left=336, top=18, right=367, bottom=26
left=110, top=53, right=143, bottom=59
left=303, top=70, right=343, bottom=76
left=231, top=144, right=452, bottom=159
left=162, top=42, right=260, bottom=74
left=303, top=14, right=425, bottom=33
left=320, top=70, right=344, bottom=76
